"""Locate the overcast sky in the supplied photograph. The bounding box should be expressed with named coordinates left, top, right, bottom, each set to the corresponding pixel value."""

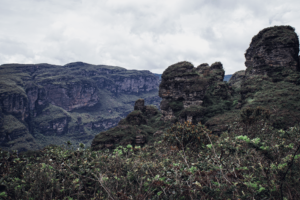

left=0, top=0, right=299, bottom=74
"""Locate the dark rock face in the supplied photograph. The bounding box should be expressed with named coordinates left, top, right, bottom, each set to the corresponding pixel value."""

left=240, top=25, right=300, bottom=128
left=159, top=61, right=230, bottom=124
left=244, top=26, right=299, bottom=80
left=0, top=62, right=160, bottom=152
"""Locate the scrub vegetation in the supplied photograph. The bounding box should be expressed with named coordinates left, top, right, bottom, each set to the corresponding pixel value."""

left=1, top=107, right=300, bottom=199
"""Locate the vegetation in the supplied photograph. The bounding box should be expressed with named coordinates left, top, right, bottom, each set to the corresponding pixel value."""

left=1, top=107, right=300, bottom=199
left=92, top=106, right=170, bottom=150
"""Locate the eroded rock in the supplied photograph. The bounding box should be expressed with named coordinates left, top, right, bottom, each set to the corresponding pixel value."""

left=159, top=61, right=231, bottom=124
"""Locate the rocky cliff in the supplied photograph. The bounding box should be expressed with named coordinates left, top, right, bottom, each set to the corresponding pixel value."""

left=240, top=25, right=300, bottom=128
left=91, top=25, right=300, bottom=150
left=159, top=61, right=231, bottom=124
left=0, top=62, right=161, bottom=152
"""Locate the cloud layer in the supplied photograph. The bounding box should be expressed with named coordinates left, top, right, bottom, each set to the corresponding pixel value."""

left=1, top=0, right=300, bottom=74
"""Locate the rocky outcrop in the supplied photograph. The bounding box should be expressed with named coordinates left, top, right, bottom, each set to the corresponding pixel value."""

left=0, top=62, right=160, bottom=152
left=244, top=26, right=299, bottom=80
left=159, top=61, right=231, bottom=124
left=240, top=25, right=300, bottom=128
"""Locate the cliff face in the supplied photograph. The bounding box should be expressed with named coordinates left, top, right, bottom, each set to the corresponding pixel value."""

left=0, top=62, right=160, bottom=152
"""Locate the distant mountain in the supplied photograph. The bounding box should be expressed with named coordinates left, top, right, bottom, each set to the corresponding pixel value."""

left=0, top=62, right=161, bottom=152
left=154, top=73, right=162, bottom=80
left=223, top=74, right=232, bottom=82
left=156, top=73, right=232, bottom=82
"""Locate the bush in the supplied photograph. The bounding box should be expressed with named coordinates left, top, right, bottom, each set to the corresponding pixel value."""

left=163, top=121, right=216, bottom=151
left=1, top=117, right=300, bottom=199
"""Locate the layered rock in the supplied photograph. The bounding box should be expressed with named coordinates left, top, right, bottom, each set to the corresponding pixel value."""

left=0, top=62, right=160, bottom=152
left=240, top=25, right=300, bottom=128
left=159, top=61, right=231, bottom=124
left=244, top=26, right=299, bottom=80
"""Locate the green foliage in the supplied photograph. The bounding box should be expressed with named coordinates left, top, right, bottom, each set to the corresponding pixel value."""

left=163, top=121, right=216, bottom=151
left=240, top=106, right=270, bottom=126
left=168, top=100, right=183, bottom=111
left=1, top=118, right=300, bottom=199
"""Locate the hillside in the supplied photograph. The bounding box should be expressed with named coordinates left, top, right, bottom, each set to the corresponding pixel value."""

left=0, top=62, right=161, bottom=152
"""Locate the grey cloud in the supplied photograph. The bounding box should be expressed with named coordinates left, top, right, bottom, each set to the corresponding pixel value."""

left=0, top=0, right=300, bottom=75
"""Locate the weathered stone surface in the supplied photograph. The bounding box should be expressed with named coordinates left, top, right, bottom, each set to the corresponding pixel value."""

left=239, top=25, right=300, bottom=129
left=244, top=25, right=299, bottom=80
left=0, top=93, right=28, bottom=121
left=159, top=61, right=230, bottom=123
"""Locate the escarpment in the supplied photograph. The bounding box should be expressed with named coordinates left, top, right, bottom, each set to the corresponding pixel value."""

left=0, top=62, right=160, bottom=152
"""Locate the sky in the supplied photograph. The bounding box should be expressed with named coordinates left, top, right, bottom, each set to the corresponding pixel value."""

left=0, top=0, right=300, bottom=74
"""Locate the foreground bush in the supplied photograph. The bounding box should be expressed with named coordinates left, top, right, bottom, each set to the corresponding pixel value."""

left=0, top=119, right=300, bottom=199
left=163, top=121, right=217, bottom=151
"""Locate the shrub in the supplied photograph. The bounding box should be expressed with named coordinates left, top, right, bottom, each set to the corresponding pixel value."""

left=163, top=121, right=216, bottom=151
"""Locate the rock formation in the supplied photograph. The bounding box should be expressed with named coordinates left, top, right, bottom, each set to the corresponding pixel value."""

left=159, top=61, right=231, bottom=124
left=91, top=99, right=166, bottom=150
left=244, top=26, right=299, bottom=79
left=0, top=62, right=161, bottom=152
left=240, top=25, right=300, bottom=128
left=91, top=61, right=233, bottom=150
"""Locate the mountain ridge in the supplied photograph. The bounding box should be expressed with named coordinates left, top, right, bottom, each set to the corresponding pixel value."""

left=0, top=62, right=161, bottom=152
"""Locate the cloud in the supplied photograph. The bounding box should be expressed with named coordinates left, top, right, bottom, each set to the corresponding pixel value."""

left=0, top=0, right=299, bottom=74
